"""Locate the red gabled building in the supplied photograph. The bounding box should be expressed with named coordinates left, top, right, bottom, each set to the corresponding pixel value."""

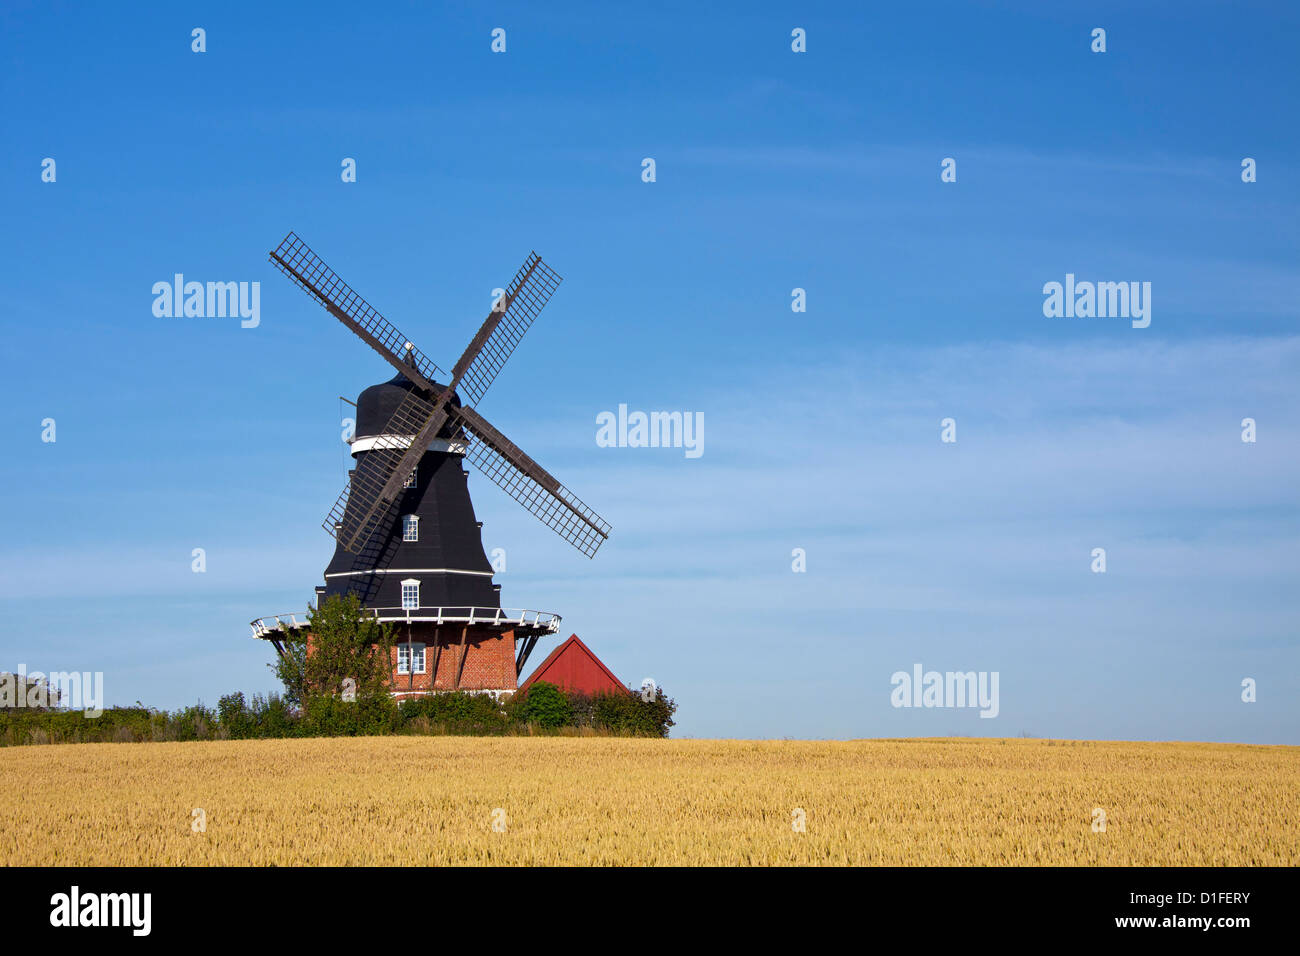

left=517, top=634, right=628, bottom=696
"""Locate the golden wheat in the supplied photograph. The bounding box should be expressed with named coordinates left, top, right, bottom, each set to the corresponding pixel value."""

left=0, top=737, right=1294, bottom=865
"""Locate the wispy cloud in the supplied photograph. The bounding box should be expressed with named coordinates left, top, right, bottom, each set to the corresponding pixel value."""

left=4, top=334, right=1296, bottom=739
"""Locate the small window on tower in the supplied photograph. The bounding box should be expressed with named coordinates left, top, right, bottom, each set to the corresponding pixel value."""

left=402, top=515, right=419, bottom=542
left=401, top=579, right=419, bottom=610
left=403, top=467, right=417, bottom=489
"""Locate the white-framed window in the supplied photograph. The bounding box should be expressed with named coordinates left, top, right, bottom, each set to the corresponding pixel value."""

left=401, top=578, right=419, bottom=610
left=397, top=643, right=426, bottom=675
left=402, top=514, right=419, bottom=542
left=403, top=467, right=417, bottom=489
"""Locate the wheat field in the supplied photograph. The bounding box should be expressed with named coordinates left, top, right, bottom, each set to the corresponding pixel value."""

left=0, top=737, right=1294, bottom=865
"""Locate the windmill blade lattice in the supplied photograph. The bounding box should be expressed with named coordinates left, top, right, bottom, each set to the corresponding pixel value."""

left=452, top=253, right=562, bottom=406
left=325, top=388, right=451, bottom=553
left=269, top=232, right=444, bottom=388
left=269, top=232, right=612, bottom=559
left=453, top=405, right=610, bottom=558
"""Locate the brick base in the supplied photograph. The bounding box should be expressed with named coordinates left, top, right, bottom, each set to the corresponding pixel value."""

left=386, top=624, right=518, bottom=697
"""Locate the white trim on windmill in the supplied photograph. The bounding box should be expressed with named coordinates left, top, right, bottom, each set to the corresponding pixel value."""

left=350, top=435, right=468, bottom=455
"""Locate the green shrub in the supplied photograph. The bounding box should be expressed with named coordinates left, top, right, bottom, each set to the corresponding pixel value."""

left=0, top=681, right=677, bottom=745
left=300, top=692, right=399, bottom=737
left=566, top=691, right=596, bottom=728
left=593, top=688, right=677, bottom=738
left=398, top=692, right=509, bottom=735
left=159, top=704, right=216, bottom=742
left=218, top=692, right=253, bottom=739
left=253, top=693, right=295, bottom=738
left=512, top=681, right=574, bottom=729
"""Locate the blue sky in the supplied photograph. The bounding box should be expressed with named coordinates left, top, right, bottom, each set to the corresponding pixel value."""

left=2, top=1, right=1297, bottom=741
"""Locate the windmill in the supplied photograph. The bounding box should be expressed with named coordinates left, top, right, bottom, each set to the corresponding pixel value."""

left=249, top=232, right=611, bottom=696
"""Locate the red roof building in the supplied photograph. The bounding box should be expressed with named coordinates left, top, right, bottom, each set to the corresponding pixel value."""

left=517, top=634, right=628, bottom=697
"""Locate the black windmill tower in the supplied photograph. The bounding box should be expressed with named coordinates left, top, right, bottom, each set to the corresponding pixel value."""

left=252, top=233, right=611, bottom=694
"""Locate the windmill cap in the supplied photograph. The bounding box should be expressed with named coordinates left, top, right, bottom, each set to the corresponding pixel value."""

left=353, top=372, right=463, bottom=443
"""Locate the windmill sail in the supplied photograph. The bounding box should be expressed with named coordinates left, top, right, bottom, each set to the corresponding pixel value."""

left=452, top=253, right=562, bottom=407
left=452, top=404, right=610, bottom=558
left=325, top=389, right=452, bottom=553
left=272, top=232, right=612, bottom=559
left=269, top=232, right=443, bottom=388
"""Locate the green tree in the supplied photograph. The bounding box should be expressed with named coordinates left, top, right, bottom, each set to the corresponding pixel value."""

left=291, top=593, right=395, bottom=702
left=270, top=633, right=309, bottom=709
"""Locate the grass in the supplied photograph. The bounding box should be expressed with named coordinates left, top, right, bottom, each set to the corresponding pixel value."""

left=1, top=737, right=1294, bottom=865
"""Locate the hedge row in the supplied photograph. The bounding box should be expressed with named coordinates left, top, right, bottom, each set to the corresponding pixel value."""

left=0, top=682, right=676, bottom=746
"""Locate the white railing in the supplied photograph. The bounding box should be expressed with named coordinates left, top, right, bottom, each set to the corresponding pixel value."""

left=366, top=607, right=561, bottom=631
left=249, top=613, right=310, bottom=638
left=249, top=607, right=561, bottom=638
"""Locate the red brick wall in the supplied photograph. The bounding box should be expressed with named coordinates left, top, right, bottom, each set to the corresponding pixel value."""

left=386, top=624, right=517, bottom=696
left=304, top=624, right=518, bottom=697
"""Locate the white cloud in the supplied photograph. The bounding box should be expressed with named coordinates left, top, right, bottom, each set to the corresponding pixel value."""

left=3, top=336, right=1296, bottom=738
